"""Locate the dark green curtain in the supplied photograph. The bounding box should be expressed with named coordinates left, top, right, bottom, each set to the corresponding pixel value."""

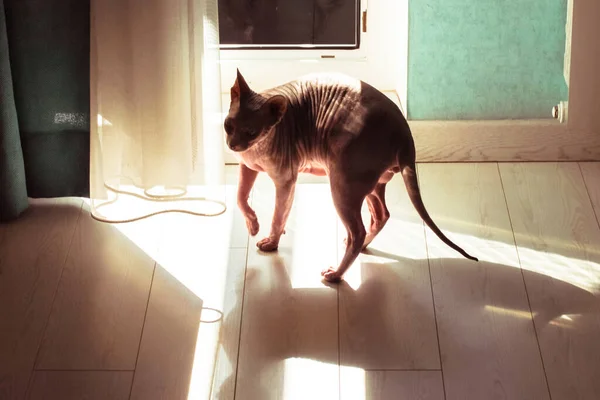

left=0, top=0, right=90, bottom=222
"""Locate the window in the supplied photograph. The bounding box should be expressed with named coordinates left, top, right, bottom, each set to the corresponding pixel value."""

left=218, top=0, right=362, bottom=49
left=217, top=0, right=405, bottom=99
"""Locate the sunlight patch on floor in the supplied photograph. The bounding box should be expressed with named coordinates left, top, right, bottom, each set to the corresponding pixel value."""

left=365, top=219, right=428, bottom=260
left=518, top=246, right=600, bottom=294
left=484, top=305, right=535, bottom=320
left=339, top=366, right=367, bottom=400
left=425, top=225, right=600, bottom=294
left=545, top=314, right=581, bottom=330
left=342, top=261, right=364, bottom=291
left=188, top=317, right=222, bottom=399
left=105, top=209, right=164, bottom=263
left=288, top=184, right=338, bottom=289
left=282, top=358, right=342, bottom=400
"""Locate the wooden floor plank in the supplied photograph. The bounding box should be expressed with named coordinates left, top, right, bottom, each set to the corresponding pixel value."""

left=340, top=370, right=445, bottom=400
left=0, top=198, right=82, bottom=400
left=27, top=371, right=133, bottom=400
left=35, top=204, right=158, bottom=370
left=210, top=249, right=248, bottom=400
left=129, top=264, right=202, bottom=400
left=235, top=173, right=340, bottom=400
left=421, top=164, right=550, bottom=400
left=500, top=162, right=600, bottom=400
left=418, top=163, right=515, bottom=249
left=338, top=172, right=440, bottom=370
left=211, top=166, right=256, bottom=399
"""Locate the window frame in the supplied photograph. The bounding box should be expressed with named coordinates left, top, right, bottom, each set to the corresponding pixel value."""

left=218, top=0, right=368, bottom=61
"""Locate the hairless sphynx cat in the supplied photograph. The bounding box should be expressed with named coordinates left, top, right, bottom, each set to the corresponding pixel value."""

left=225, top=70, right=478, bottom=283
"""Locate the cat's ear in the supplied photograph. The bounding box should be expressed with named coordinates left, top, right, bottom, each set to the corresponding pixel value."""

left=261, top=95, right=287, bottom=126
left=231, top=69, right=251, bottom=102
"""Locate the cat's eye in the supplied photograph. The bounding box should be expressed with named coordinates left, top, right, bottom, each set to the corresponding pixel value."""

left=241, top=128, right=255, bottom=136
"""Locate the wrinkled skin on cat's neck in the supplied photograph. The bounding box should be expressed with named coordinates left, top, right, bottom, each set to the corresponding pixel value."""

left=225, top=70, right=478, bottom=282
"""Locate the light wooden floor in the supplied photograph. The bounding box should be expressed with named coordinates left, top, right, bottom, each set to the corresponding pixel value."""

left=2, top=162, right=600, bottom=400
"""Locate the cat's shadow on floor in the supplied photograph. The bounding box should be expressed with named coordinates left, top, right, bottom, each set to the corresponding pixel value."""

left=215, top=247, right=598, bottom=400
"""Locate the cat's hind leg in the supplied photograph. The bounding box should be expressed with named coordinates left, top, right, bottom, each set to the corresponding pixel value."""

left=362, top=183, right=390, bottom=249
left=322, top=173, right=375, bottom=282
left=362, top=170, right=393, bottom=249
left=343, top=171, right=393, bottom=249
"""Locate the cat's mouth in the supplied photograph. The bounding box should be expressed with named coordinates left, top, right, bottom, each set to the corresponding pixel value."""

left=228, top=142, right=246, bottom=152
left=228, top=136, right=261, bottom=152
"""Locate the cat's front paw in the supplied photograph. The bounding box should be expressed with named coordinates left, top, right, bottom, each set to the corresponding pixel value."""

left=257, top=237, right=279, bottom=252
left=321, top=267, right=342, bottom=283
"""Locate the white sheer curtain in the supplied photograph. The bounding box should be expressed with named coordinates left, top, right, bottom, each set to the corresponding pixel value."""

left=90, top=0, right=226, bottom=222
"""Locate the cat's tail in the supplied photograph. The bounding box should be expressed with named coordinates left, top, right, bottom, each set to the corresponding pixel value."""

left=400, top=163, right=478, bottom=262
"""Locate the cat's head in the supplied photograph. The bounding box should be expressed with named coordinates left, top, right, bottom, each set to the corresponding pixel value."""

left=224, top=69, right=287, bottom=152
